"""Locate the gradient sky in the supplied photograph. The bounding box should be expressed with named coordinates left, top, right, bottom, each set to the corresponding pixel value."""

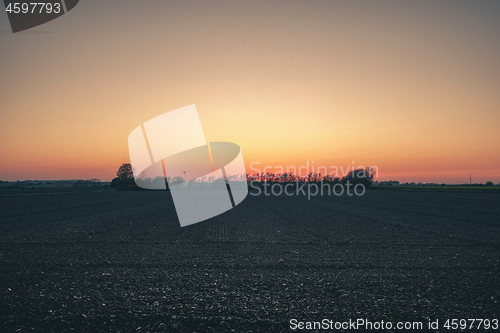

left=0, top=0, right=499, bottom=183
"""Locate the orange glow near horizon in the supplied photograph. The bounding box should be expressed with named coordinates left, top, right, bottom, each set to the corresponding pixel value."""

left=0, top=1, right=499, bottom=184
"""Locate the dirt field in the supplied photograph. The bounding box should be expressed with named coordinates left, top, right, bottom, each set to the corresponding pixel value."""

left=1, top=189, right=499, bottom=332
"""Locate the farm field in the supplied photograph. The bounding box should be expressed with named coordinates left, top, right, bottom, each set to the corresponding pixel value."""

left=374, top=185, right=500, bottom=192
left=0, top=189, right=499, bottom=332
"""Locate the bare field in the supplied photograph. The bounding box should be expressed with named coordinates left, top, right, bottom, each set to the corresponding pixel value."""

left=1, top=189, right=499, bottom=332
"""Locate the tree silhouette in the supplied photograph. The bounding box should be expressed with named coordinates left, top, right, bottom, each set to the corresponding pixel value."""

left=341, top=168, right=376, bottom=186
left=111, top=163, right=138, bottom=190
left=117, top=163, right=133, bottom=180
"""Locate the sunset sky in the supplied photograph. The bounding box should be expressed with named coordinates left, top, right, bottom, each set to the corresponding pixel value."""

left=0, top=0, right=499, bottom=183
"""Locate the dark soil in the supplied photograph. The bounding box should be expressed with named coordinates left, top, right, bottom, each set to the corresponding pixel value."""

left=1, top=189, right=499, bottom=332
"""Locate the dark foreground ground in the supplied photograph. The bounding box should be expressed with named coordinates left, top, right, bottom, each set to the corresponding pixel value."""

left=0, top=188, right=499, bottom=332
